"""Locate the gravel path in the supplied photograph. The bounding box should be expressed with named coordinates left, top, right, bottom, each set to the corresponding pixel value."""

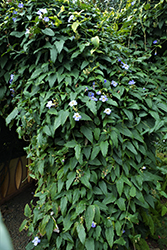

left=0, top=184, right=36, bottom=250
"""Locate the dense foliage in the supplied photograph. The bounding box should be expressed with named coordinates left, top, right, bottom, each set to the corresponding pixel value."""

left=0, top=0, right=167, bottom=249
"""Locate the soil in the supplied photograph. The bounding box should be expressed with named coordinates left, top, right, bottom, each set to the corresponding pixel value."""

left=0, top=183, right=36, bottom=250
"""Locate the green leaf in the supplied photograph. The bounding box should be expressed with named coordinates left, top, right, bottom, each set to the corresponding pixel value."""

left=80, top=170, right=91, bottom=189
left=60, top=197, right=68, bottom=217
left=85, top=205, right=95, bottom=231
left=130, top=186, right=136, bottom=197
left=46, top=218, right=54, bottom=241
left=81, top=61, right=89, bottom=70
left=100, top=141, right=109, bottom=157
left=107, top=99, right=118, bottom=107
left=56, top=236, right=62, bottom=249
left=50, top=47, right=57, bottom=63
left=114, top=237, right=126, bottom=245
left=24, top=204, right=32, bottom=218
left=126, top=141, right=137, bottom=155
left=105, top=226, right=114, bottom=248
left=86, top=100, right=97, bottom=115
left=66, top=172, right=76, bottom=190
left=42, top=28, right=55, bottom=36
left=54, top=40, right=65, bottom=54
left=94, top=128, right=101, bottom=141
left=65, top=140, right=77, bottom=148
left=47, top=73, right=57, bottom=87
left=80, top=112, right=92, bottom=121
left=91, top=146, right=100, bottom=160
left=6, top=108, right=19, bottom=125
left=58, top=179, right=64, bottom=193
left=72, top=21, right=80, bottom=33
left=116, top=178, right=124, bottom=196
left=91, top=36, right=100, bottom=47
left=77, top=223, right=86, bottom=244
left=123, top=109, right=133, bottom=120
left=0, top=86, right=7, bottom=99
left=80, top=126, right=93, bottom=143
left=43, top=125, right=52, bottom=136
left=66, top=242, right=74, bottom=250
left=10, top=31, right=24, bottom=37
left=19, top=219, right=28, bottom=232
left=85, top=238, right=95, bottom=250
left=75, top=144, right=81, bottom=160
left=116, top=198, right=126, bottom=211
left=157, top=102, right=167, bottom=112
left=103, top=195, right=116, bottom=204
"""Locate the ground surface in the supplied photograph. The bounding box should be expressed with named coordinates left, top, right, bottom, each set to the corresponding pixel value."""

left=0, top=183, right=167, bottom=250
left=0, top=184, right=35, bottom=250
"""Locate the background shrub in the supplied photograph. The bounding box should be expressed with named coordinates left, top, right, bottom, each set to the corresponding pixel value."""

left=0, top=0, right=167, bottom=249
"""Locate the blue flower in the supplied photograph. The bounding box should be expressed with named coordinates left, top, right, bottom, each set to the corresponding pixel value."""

left=122, top=63, right=129, bottom=70
left=91, top=96, right=98, bottom=101
left=68, top=14, right=74, bottom=22
left=153, top=40, right=157, bottom=44
left=51, top=21, right=55, bottom=27
left=85, top=87, right=88, bottom=92
left=25, top=28, right=30, bottom=34
left=32, top=237, right=40, bottom=246
left=13, top=11, right=17, bottom=15
left=92, top=82, right=95, bottom=89
left=111, top=80, right=118, bottom=87
left=88, top=92, right=94, bottom=97
left=122, top=230, right=125, bottom=234
left=128, top=80, right=135, bottom=85
left=18, top=3, right=24, bottom=8
left=44, top=17, right=49, bottom=22
left=69, top=100, right=77, bottom=107
left=91, top=221, right=96, bottom=228
left=96, top=90, right=101, bottom=95
left=99, top=95, right=108, bottom=102
left=104, top=108, right=111, bottom=115
left=12, top=17, right=17, bottom=22
left=73, top=113, right=82, bottom=121
left=131, top=1, right=135, bottom=5
left=104, top=79, right=107, bottom=83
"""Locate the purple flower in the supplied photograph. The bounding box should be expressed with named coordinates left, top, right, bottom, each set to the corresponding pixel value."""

left=73, top=113, right=81, bottom=121
left=96, top=90, right=101, bottom=95
left=131, top=1, right=135, bottom=5
left=44, top=17, right=49, bottom=22
left=111, top=80, right=118, bottom=87
left=153, top=40, right=157, bottom=44
left=122, top=230, right=125, bottom=234
left=13, top=11, right=17, bottom=15
left=91, top=96, right=98, bottom=101
left=88, top=92, right=94, bottom=97
left=92, top=82, right=95, bottom=89
left=122, top=63, right=129, bottom=70
left=32, top=237, right=40, bottom=246
left=128, top=80, right=135, bottom=85
left=18, top=3, right=24, bottom=8
left=51, top=21, right=55, bottom=27
left=99, top=95, right=108, bottom=102
left=91, top=221, right=96, bottom=228
left=12, top=17, right=17, bottom=22
left=104, top=79, right=107, bottom=83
